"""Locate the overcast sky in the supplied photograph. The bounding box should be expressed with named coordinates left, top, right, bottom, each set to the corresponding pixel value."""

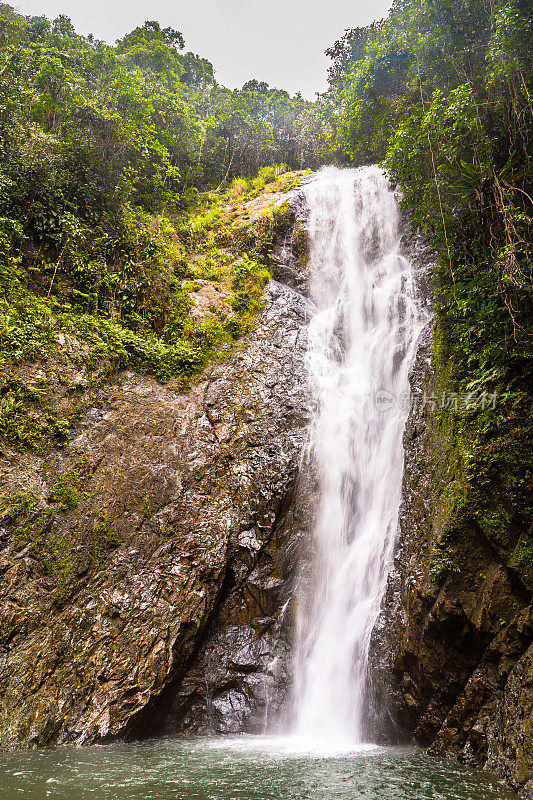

left=13, top=0, right=392, bottom=98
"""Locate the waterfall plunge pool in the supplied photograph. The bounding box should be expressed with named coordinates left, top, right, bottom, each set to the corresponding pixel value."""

left=0, top=736, right=518, bottom=799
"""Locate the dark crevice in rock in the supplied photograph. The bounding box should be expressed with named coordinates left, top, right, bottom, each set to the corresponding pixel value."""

left=122, top=564, right=237, bottom=742
left=157, top=475, right=303, bottom=736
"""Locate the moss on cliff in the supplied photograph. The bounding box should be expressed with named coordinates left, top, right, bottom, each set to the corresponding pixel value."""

left=430, top=311, right=533, bottom=597
left=0, top=170, right=304, bottom=453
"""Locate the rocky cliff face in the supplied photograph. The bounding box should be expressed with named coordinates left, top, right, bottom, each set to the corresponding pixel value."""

left=2, top=173, right=531, bottom=800
left=367, top=218, right=533, bottom=799
left=0, top=274, right=312, bottom=747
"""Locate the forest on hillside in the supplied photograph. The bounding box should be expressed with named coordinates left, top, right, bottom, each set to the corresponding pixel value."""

left=331, top=0, right=532, bottom=396
left=0, top=3, right=335, bottom=448
left=0, top=0, right=531, bottom=451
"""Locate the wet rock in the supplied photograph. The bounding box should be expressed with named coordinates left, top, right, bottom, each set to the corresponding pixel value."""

left=366, top=214, right=533, bottom=798
left=0, top=279, right=312, bottom=747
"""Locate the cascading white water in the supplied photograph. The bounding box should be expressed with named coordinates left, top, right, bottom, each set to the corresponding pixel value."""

left=292, top=165, right=427, bottom=744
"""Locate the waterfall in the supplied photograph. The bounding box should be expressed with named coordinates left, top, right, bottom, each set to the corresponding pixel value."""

left=291, top=166, right=427, bottom=743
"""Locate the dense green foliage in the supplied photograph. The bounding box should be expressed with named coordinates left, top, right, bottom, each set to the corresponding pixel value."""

left=331, top=0, right=532, bottom=391
left=0, top=0, right=530, bottom=466
left=0, top=5, right=330, bottom=450
left=329, top=0, right=532, bottom=581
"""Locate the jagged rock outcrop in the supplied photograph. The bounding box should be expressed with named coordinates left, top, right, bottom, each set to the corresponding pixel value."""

left=0, top=279, right=312, bottom=747
left=367, top=218, right=533, bottom=799
left=159, top=191, right=314, bottom=736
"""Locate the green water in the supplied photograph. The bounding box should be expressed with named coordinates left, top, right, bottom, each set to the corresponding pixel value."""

left=0, top=736, right=518, bottom=799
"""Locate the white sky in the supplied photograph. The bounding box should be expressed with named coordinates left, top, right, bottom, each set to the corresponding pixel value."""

left=12, top=0, right=392, bottom=98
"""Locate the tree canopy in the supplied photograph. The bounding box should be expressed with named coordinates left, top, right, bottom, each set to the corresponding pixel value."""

left=330, top=0, right=532, bottom=390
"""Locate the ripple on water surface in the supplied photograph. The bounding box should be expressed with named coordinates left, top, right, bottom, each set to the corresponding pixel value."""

left=0, top=736, right=518, bottom=800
